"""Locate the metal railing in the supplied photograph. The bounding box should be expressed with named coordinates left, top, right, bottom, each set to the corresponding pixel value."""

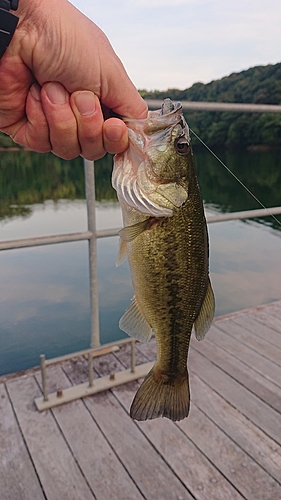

left=1, top=100, right=281, bottom=410
left=146, top=100, right=281, bottom=114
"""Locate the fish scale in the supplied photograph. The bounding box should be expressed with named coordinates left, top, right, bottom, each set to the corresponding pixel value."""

left=112, top=98, right=215, bottom=421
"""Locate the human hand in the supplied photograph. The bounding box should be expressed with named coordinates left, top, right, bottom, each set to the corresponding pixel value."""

left=0, top=0, right=147, bottom=159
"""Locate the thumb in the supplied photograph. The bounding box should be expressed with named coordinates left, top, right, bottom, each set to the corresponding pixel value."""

left=100, top=58, right=148, bottom=120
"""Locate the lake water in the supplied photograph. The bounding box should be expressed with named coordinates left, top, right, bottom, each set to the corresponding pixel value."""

left=1, top=148, right=281, bottom=376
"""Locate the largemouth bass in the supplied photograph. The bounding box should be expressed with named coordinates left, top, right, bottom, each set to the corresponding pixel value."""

left=112, top=98, right=215, bottom=421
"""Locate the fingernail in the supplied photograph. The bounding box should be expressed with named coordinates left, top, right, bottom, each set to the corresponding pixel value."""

left=75, top=91, right=96, bottom=116
left=45, top=82, right=68, bottom=105
left=30, top=83, right=41, bottom=101
left=105, top=125, right=123, bottom=142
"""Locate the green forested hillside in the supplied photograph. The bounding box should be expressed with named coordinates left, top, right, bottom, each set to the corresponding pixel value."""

left=140, top=63, right=281, bottom=148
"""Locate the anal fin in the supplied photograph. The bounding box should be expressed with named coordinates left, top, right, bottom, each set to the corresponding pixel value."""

left=119, top=296, right=153, bottom=342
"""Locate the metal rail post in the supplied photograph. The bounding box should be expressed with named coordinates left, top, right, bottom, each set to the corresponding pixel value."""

left=131, top=340, right=136, bottom=373
left=84, top=159, right=100, bottom=348
left=88, top=352, right=94, bottom=387
left=40, top=354, right=48, bottom=402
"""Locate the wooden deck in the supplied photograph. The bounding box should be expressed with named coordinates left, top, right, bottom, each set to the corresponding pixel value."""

left=1, top=300, right=281, bottom=500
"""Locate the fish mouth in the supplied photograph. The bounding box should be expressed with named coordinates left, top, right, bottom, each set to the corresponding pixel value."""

left=123, top=99, right=185, bottom=134
left=123, top=99, right=190, bottom=156
left=161, top=98, right=181, bottom=116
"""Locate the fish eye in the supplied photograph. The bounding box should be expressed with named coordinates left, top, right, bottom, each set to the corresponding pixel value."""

left=174, top=137, right=189, bottom=155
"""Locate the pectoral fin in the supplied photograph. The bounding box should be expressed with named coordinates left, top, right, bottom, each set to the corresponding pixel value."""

left=118, top=219, right=151, bottom=242
left=194, top=279, right=215, bottom=341
left=119, top=296, right=153, bottom=342
left=116, top=239, right=127, bottom=267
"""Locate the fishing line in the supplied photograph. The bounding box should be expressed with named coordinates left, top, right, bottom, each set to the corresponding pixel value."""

left=190, top=128, right=281, bottom=228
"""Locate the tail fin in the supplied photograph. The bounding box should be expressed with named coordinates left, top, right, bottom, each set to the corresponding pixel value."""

left=130, top=366, right=190, bottom=422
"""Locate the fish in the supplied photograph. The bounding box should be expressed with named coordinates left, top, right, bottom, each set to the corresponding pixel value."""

left=112, top=98, right=215, bottom=421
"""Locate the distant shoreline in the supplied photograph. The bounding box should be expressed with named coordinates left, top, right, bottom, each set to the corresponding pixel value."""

left=246, top=144, right=281, bottom=152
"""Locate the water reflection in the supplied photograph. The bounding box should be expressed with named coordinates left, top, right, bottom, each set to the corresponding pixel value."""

left=1, top=147, right=281, bottom=226
left=209, top=220, right=281, bottom=315
left=194, top=147, right=281, bottom=228
left=0, top=149, right=281, bottom=375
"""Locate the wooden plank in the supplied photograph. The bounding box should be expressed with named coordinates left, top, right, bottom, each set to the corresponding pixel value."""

left=206, top=325, right=281, bottom=389
left=213, top=300, right=281, bottom=324
left=251, top=309, right=281, bottom=334
left=135, top=339, right=157, bottom=361
left=178, top=402, right=281, bottom=500
left=270, top=303, right=281, bottom=321
left=115, top=341, right=281, bottom=499
left=233, top=315, right=281, bottom=349
left=64, top=352, right=193, bottom=500
left=134, top=329, right=281, bottom=443
left=114, top=381, right=243, bottom=500
left=6, top=376, right=95, bottom=500
left=113, top=348, right=244, bottom=500
left=190, top=336, right=281, bottom=413
left=189, top=372, right=281, bottom=485
left=35, top=366, right=144, bottom=500
left=113, top=341, right=149, bottom=367
left=188, top=348, right=281, bottom=445
left=0, top=384, right=45, bottom=500
left=135, top=335, right=281, bottom=484
left=217, top=319, right=281, bottom=368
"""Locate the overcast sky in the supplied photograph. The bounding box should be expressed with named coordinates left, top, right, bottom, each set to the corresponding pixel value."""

left=71, top=0, right=281, bottom=91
